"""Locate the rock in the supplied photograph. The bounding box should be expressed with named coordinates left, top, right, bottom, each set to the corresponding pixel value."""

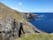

left=0, top=3, right=46, bottom=40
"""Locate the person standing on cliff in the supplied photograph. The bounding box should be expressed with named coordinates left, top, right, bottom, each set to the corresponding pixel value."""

left=18, top=22, right=25, bottom=37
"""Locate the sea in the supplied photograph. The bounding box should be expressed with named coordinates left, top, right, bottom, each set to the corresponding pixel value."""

left=29, top=13, right=53, bottom=33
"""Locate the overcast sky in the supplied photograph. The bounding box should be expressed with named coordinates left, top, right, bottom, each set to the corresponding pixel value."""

left=0, top=0, right=53, bottom=12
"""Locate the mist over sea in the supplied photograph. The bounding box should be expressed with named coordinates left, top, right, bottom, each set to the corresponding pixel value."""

left=29, top=13, right=53, bottom=33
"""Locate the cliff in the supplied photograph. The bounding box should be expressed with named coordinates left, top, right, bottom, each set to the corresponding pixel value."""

left=0, top=3, right=45, bottom=40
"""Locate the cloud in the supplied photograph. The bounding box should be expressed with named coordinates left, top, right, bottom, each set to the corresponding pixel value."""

left=18, top=2, right=23, bottom=6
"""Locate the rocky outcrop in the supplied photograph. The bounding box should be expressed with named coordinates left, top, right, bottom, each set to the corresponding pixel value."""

left=0, top=3, right=46, bottom=40
left=0, top=3, right=33, bottom=40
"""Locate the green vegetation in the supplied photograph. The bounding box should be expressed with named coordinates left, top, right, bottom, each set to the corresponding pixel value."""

left=16, top=33, right=53, bottom=40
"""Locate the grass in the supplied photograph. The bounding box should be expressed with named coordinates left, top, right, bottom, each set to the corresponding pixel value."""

left=16, top=33, right=53, bottom=40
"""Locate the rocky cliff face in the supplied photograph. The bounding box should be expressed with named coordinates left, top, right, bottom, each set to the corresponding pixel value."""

left=0, top=3, right=45, bottom=40
left=0, top=3, right=35, bottom=40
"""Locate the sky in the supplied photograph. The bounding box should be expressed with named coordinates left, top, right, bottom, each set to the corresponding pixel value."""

left=0, top=0, right=53, bottom=12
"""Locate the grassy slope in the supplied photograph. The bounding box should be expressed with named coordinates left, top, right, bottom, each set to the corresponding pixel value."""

left=16, top=33, right=53, bottom=40
left=0, top=3, right=35, bottom=33
left=0, top=3, right=27, bottom=25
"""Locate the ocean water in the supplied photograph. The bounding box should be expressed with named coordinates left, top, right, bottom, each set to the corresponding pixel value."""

left=29, top=13, right=53, bottom=33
